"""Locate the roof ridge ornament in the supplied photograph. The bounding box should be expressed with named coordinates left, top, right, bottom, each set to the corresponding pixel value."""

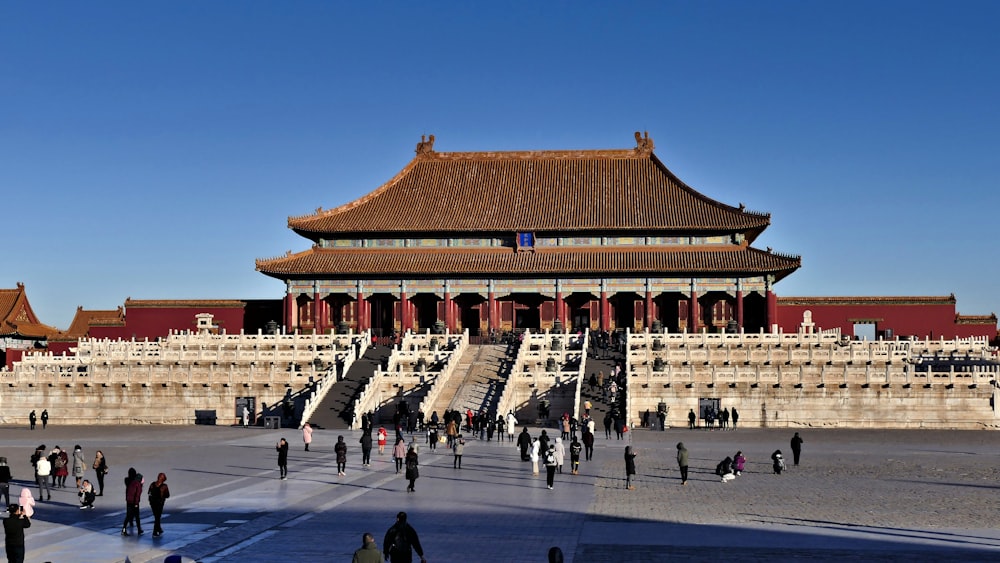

left=634, top=131, right=654, bottom=155
left=416, top=134, right=436, bottom=156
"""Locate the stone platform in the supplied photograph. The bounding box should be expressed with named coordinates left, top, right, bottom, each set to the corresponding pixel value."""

left=2, top=424, right=999, bottom=562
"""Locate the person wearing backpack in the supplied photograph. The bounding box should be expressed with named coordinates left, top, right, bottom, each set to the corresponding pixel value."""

left=147, top=472, right=170, bottom=538
left=544, top=444, right=558, bottom=489
left=383, top=511, right=426, bottom=563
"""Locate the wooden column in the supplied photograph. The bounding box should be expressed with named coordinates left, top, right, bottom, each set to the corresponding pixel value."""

left=313, top=290, right=323, bottom=334
left=487, top=283, right=496, bottom=332
left=444, top=284, right=453, bottom=332
left=689, top=289, right=699, bottom=333
left=600, top=283, right=609, bottom=332
left=644, top=285, right=654, bottom=330
left=400, top=287, right=409, bottom=334
left=283, top=292, right=294, bottom=333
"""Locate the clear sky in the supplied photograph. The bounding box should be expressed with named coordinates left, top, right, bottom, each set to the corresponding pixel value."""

left=3, top=1, right=998, bottom=330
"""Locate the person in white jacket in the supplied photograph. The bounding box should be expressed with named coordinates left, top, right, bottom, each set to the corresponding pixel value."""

left=506, top=411, right=518, bottom=443
left=530, top=438, right=540, bottom=476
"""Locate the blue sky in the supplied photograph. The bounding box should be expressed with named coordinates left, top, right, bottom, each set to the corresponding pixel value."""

left=3, top=2, right=998, bottom=330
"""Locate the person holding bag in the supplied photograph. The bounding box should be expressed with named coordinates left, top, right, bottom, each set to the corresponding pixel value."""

left=92, top=451, right=108, bottom=496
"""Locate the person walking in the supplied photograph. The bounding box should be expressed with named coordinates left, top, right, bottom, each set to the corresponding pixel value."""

left=377, top=427, right=388, bottom=455
left=554, top=437, right=565, bottom=474
left=33, top=450, right=51, bottom=502
left=517, top=427, right=532, bottom=461
left=569, top=436, right=582, bottom=475
left=147, top=472, right=170, bottom=538
left=392, top=437, right=407, bottom=474
left=452, top=434, right=465, bottom=469
left=506, top=411, right=518, bottom=442
left=791, top=432, right=803, bottom=466
left=530, top=438, right=540, bottom=476
left=276, top=438, right=289, bottom=480
left=582, top=429, right=594, bottom=461
left=352, top=532, right=383, bottom=563
left=72, top=445, right=85, bottom=488
left=54, top=447, right=69, bottom=488
left=360, top=431, right=373, bottom=467
left=624, top=445, right=637, bottom=490
left=676, top=442, right=689, bottom=485
left=688, top=409, right=696, bottom=429
left=302, top=422, right=313, bottom=452
left=0, top=458, right=11, bottom=507
left=120, top=467, right=144, bottom=536
left=241, top=405, right=250, bottom=428
left=4, top=503, right=31, bottom=563
left=731, top=407, right=739, bottom=430
left=40, top=410, right=48, bottom=430
left=544, top=444, right=558, bottom=489
left=92, top=450, right=108, bottom=495
left=335, top=435, right=348, bottom=476
left=404, top=446, right=419, bottom=493
left=28, top=411, right=36, bottom=431
left=383, top=511, right=426, bottom=563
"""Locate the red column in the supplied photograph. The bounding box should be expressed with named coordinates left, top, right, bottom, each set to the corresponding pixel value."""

left=356, top=289, right=367, bottom=332
left=444, top=289, right=452, bottom=332
left=767, top=289, right=777, bottom=332
left=689, top=291, right=699, bottom=333
left=400, top=290, right=409, bottom=334
left=488, top=290, right=496, bottom=332
left=736, top=289, right=744, bottom=330
left=283, top=293, right=294, bottom=333
left=645, top=289, right=653, bottom=329
left=555, top=289, right=564, bottom=328
left=600, top=290, right=609, bottom=331
left=313, top=292, right=323, bottom=333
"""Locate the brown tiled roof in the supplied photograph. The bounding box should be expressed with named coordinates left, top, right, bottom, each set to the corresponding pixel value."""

left=778, top=296, right=957, bottom=306
left=288, top=134, right=771, bottom=237
left=956, top=314, right=997, bottom=325
left=0, top=283, right=64, bottom=339
left=51, top=306, right=125, bottom=341
left=257, top=244, right=800, bottom=280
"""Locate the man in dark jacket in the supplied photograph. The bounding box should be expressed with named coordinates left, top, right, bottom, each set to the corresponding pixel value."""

left=3, top=504, right=30, bottom=563
left=352, top=532, right=382, bottom=563
left=791, top=432, right=804, bottom=466
left=517, top=427, right=532, bottom=461
left=121, top=467, right=144, bottom=536
left=383, top=512, right=425, bottom=563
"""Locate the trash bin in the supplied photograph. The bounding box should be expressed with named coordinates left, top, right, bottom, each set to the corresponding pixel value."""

left=264, top=416, right=281, bottom=429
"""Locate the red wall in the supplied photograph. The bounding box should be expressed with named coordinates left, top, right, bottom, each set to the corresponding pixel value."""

left=777, top=302, right=994, bottom=340
left=98, top=306, right=246, bottom=341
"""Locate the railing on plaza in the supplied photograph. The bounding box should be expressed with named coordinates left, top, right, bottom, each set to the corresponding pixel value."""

left=625, top=328, right=1000, bottom=388
left=350, top=329, right=469, bottom=429
left=0, top=329, right=370, bottom=388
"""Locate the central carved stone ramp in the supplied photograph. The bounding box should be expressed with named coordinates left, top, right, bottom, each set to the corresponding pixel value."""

left=426, top=344, right=511, bottom=419
left=306, top=344, right=391, bottom=430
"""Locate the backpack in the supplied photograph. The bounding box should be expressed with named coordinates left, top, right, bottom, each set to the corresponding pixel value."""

left=55, top=455, right=67, bottom=469
left=391, top=525, right=409, bottom=554
left=544, top=450, right=556, bottom=465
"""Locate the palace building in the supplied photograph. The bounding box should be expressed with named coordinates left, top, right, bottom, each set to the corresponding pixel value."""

left=255, top=133, right=802, bottom=338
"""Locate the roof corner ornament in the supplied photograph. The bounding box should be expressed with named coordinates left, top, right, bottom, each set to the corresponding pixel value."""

left=634, top=131, right=654, bottom=154
left=415, top=134, right=436, bottom=156
left=285, top=250, right=293, bottom=257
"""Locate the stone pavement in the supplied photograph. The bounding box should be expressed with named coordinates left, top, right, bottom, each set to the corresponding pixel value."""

left=2, top=423, right=1000, bottom=562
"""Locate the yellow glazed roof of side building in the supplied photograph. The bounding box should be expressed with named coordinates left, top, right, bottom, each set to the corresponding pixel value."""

left=287, top=133, right=772, bottom=236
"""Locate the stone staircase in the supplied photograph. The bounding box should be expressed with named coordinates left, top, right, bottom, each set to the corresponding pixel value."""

left=426, top=344, right=512, bottom=419
left=306, top=344, right=391, bottom=430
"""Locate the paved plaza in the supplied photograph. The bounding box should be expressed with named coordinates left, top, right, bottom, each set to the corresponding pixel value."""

left=1, top=423, right=999, bottom=562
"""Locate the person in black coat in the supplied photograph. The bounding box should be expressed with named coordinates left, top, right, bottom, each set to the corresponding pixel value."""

left=790, top=432, right=803, bottom=465
left=582, top=430, right=595, bottom=461
left=383, top=511, right=426, bottom=563
left=276, top=438, right=289, bottom=480
left=517, top=428, right=532, bottom=461
left=359, top=432, right=373, bottom=467
left=4, top=504, right=31, bottom=563
left=624, top=446, right=637, bottom=490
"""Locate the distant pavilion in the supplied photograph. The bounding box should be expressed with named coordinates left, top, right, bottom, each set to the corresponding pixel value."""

left=255, top=133, right=802, bottom=337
